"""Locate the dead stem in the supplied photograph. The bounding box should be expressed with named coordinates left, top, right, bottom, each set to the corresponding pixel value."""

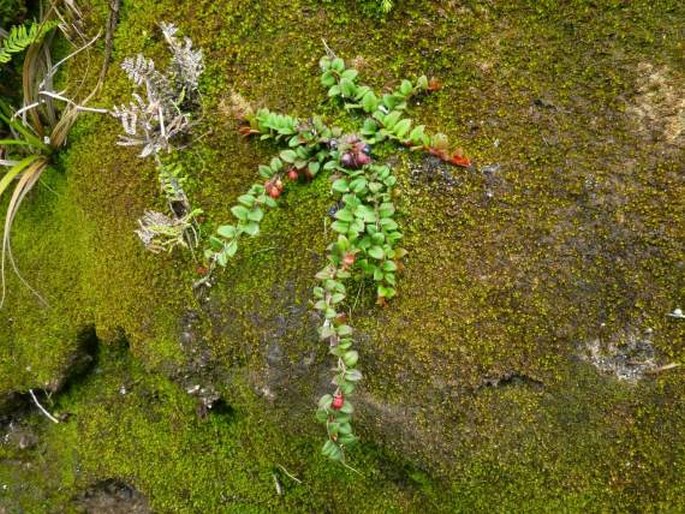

left=29, top=389, right=60, bottom=424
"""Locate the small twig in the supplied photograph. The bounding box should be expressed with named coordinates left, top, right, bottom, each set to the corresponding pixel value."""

left=321, top=38, right=337, bottom=59
left=190, top=130, right=212, bottom=146
left=13, top=101, right=43, bottom=119
left=351, top=280, right=365, bottom=313
left=52, top=0, right=87, bottom=42
left=341, top=459, right=363, bottom=476
left=276, top=464, right=302, bottom=484
left=158, top=104, right=167, bottom=139
left=37, top=91, right=109, bottom=113
left=40, top=30, right=102, bottom=89
left=645, top=363, right=682, bottom=375
left=272, top=473, right=283, bottom=496
left=98, top=0, right=121, bottom=85
left=28, top=389, right=60, bottom=424
left=254, top=246, right=278, bottom=255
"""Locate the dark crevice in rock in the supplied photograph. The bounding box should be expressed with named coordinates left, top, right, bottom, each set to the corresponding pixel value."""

left=47, top=324, right=100, bottom=394
left=0, top=391, right=32, bottom=425
left=74, top=479, right=151, bottom=514
left=196, top=397, right=235, bottom=420
left=1, top=325, right=100, bottom=424
left=478, top=371, right=545, bottom=390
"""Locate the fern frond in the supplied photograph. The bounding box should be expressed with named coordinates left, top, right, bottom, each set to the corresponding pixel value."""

left=134, top=208, right=201, bottom=254
left=158, top=160, right=189, bottom=204
left=115, top=23, right=203, bottom=160
left=121, top=54, right=157, bottom=86
left=380, top=0, right=393, bottom=13
left=0, top=21, right=57, bottom=65
left=160, top=22, right=204, bottom=94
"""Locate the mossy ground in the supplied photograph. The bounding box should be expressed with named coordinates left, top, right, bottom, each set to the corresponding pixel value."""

left=1, top=0, right=684, bottom=512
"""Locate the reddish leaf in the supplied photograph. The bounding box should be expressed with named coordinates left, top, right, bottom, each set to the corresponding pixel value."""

left=427, top=78, right=442, bottom=92
left=449, top=154, right=472, bottom=167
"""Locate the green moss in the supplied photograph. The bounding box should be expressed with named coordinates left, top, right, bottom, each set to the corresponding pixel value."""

left=2, top=0, right=685, bottom=511
left=0, top=344, right=437, bottom=512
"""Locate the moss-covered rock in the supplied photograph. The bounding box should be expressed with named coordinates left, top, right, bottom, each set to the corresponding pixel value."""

left=1, top=0, right=684, bottom=511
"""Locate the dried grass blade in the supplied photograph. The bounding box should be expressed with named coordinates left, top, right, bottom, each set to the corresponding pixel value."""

left=0, top=156, right=48, bottom=308
left=22, top=40, right=49, bottom=137
left=49, top=106, right=79, bottom=148
left=3, top=159, right=49, bottom=306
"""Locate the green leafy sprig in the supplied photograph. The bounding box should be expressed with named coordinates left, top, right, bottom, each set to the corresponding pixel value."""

left=314, top=161, right=403, bottom=461
left=0, top=21, right=58, bottom=65
left=320, top=55, right=472, bottom=167
left=206, top=182, right=276, bottom=266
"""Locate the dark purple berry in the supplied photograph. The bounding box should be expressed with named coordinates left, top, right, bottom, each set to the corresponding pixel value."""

left=341, top=153, right=354, bottom=168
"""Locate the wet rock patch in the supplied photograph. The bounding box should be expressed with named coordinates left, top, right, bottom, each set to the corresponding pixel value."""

left=627, top=62, right=685, bottom=145
left=578, top=327, right=669, bottom=382
left=75, top=479, right=150, bottom=514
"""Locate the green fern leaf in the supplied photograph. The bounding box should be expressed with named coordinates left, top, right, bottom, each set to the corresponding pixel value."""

left=0, top=21, right=58, bottom=65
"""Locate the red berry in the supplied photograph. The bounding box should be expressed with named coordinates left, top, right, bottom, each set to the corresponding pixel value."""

left=356, top=152, right=371, bottom=166
left=265, top=177, right=283, bottom=198
left=287, top=169, right=299, bottom=181
left=331, top=394, right=344, bottom=410
left=342, top=252, right=356, bottom=269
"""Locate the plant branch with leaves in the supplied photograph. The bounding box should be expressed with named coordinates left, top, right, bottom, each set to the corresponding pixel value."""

left=203, top=52, right=471, bottom=462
